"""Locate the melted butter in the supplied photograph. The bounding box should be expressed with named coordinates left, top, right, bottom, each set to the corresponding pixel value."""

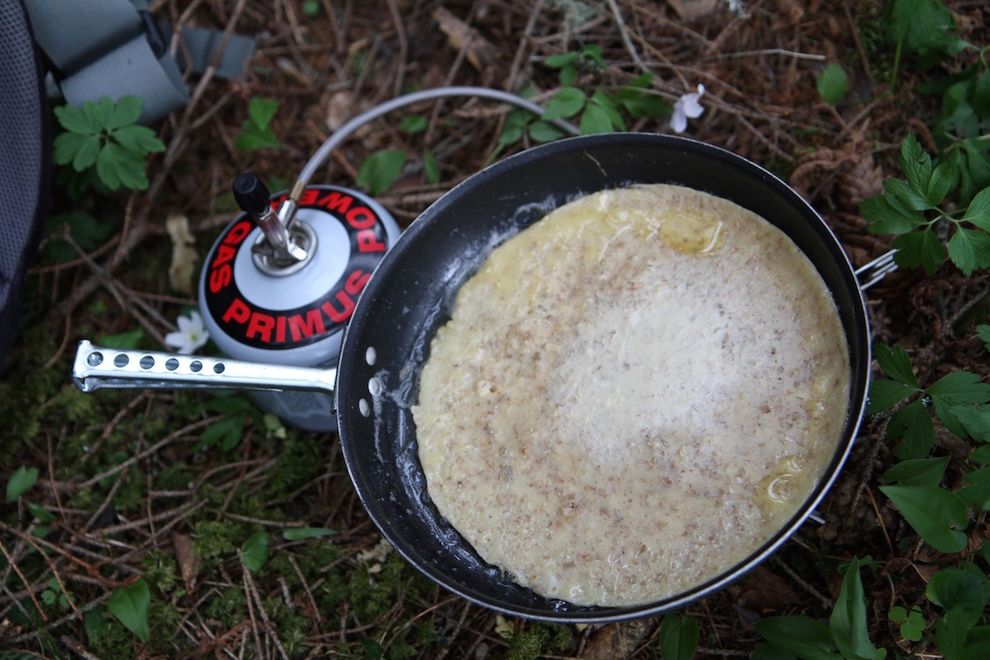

left=659, top=211, right=725, bottom=254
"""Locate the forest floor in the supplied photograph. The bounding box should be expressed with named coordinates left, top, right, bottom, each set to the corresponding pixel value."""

left=2, top=0, right=989, bottom=658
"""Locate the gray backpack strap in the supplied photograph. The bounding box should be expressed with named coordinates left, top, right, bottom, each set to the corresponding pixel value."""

left=24, top=0, right=254, bottom=124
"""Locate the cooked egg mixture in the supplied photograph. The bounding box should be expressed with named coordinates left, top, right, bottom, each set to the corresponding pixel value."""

left=412, top=184, right=850, bottom=606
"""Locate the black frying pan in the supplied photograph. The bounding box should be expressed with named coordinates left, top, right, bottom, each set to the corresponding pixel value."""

left=73, top=133, right=872, bottom=622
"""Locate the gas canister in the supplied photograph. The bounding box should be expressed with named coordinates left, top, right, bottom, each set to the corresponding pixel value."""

left=199, top=174, right=399, bottom=431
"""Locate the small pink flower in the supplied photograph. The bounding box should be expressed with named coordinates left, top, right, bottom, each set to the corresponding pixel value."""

left=671, top=84, right=706, bottom=134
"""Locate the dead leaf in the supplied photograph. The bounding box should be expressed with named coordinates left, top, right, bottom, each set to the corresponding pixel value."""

left=356, top=536, right=392, bottom=563
left=667, top=0, right=719, bottom=20
left=166, top=214, right=198, bottom=294
left=172, top=532, right=198, bottom=594
left=494, top=614, right=514, bottom=639
left=730, top=565, right=800, bottom=612
left=433, top=7, right=498, bottom=82
left=580, top=620, right=651, bottom=660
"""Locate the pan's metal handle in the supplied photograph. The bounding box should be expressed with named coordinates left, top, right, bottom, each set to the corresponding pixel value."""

left=854, top=249, right=898, bottom=291
left=72, top=341, right=335, bottom=395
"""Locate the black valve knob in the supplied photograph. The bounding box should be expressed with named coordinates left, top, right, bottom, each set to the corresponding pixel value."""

left=232, top=172, right=271, bottom=217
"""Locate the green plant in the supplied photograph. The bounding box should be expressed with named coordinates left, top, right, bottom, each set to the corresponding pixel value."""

left=194, top=394, right=257, bottom=453
left=888, top=605, right=925, bottom=642
left=544, top=45, right=605, bottom=86
left=659, top=615, right=700, bottom=660
left=818, top=63, right=848, bottom=105
left=6, top=465, right=39, bottom=502
left=754, top=557, right=885, bottom=659
left=107, top=578, right=151, bottom=642
left=241, top=530, right=269, bottom=572
left=53, top=96, right=165, bottom=191
left=861, top=135, right=990, bottom=275
left=356, top=149, right=406, bottom=195
left=234, top=97, right=281, bottom=150
left=44, top=211, right=114, bottom=262
left=867, top=342, right=989, bottom=553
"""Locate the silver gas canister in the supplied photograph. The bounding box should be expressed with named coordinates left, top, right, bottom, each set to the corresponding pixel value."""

left=198, top=176, right=400, bottom=432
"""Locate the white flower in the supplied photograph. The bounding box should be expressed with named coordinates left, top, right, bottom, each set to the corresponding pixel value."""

left=670, top=84, right=706, bottom=134
left=164, top=310, right=209, bottom=354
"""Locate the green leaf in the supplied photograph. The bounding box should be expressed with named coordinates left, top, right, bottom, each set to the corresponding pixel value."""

left=247, top=97, right=279, bottom=129
left=927, top=158, right=959, bottom=206
left=579, top=102, right=613, bottom=135
left=54, top=104, right=95, bottom=135
left=892, top=0, right=959, bottom=59
left=84, top=607, right=108, bottom=644
left=755, top=616, right=841, bottom=660
left=104, top=143, right=148, bottom=190
left=398, top=114, right=427, bottom=134
left=751, top=643, right=798, bottom=660
left=72, top=136, right=101, bottom=172
left=928, top=371, right=990, bottom=404
left=900, top=134, right=933, bottom=197
left=112, top=125, right=165, bottom=155
left=282, top=527, right=336, bottom=541
left=952, top=405, right=990, bottom=441
left=889, top=606, right=924, bottom=642
left=893, top=229, right=946, bottom=274
left=964, top=188, right=990, bottom=230
left=874, top=343, right=917, bottom=387
left=107, top=578, right=150, bottom=642
left=53, top=132, right=86, bottom=166
left=98, top=328, right=144, bottom=350
left=979, top=324, right=990, bottom=351
left=302, top=0, right=320, bottom=17
left=948, top=227, right=990, bottom=276
left=496, top=125, right=524, bottom=149
left=888, top=401, right=934, bottom=459
left=927, top=568, right=988, bottom=631
left=958, top=467, right=990, bottom=510
left=830, top=557, right=886, bottom=660
left=27, top=502, right=55, bottom=523
left=544, top=52, right=578, bottom=68
left=817, top=64, right=848, bottom=105
left=591, top=91, right=625, bottom=131
left=616, top=74, right=671, bottom=119
left=194, top=415, right=245, bottom=453
left=106, top=96, right=143, bottom=130
left=971, top=445, right=990, bottom=463
left=866, top=379, right=915, bottom=414
left=82, top=97, right=112, bottom=133
left=234, top=122, right=280, bottom=151
left=880, top=485, right=968, bottom=553
left=542, top=87, right=586, bottom=121
left=528, top=121, right=565, bottom=144
left=422, top=150, right=439, bottom=185
left=659, top=615, right=699, bottom=660
left=241, top=531, right=269, bottom=572
left=882, top=456, right=950, bottom=486
left=885, top=178, right=932, bottom=211
left=559, top=64, right=578, bottom=86
left=356, top=149, right=406, bottom=196
left=95, top=144, right=121, bottom=190
left=860, top=195, right=924, bottom=235
left=6, top=466, right=39, bottom=502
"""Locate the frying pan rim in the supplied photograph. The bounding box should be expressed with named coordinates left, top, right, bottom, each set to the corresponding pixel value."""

left=334, top=132, right=872, bottom=622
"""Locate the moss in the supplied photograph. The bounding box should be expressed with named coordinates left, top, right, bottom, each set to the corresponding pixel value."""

left=142, top=550, right=178, bottom=594
left=264, top=434, right=324, bottom=499
left=203, top=587, right=247, bottom=626
left=156, top=462, right=193, bottom=490
left=148, top=600, right=186, bottom=654
left=191, top=519, right=249, bottom=571
left=264, top=596, right=311, bottom=656
left=90, top=617, right=139, bottom=660
left=501, top=623, right=572, bottom=660
left=112, top=468, right=145, bottom=512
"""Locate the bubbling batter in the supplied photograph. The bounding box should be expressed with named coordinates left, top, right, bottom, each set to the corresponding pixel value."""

left=412, top=184, right=849, bottom=606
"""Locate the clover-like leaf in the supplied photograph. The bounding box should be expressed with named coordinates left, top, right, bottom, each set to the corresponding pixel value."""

left=542, top=87, right=586, bottom=121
